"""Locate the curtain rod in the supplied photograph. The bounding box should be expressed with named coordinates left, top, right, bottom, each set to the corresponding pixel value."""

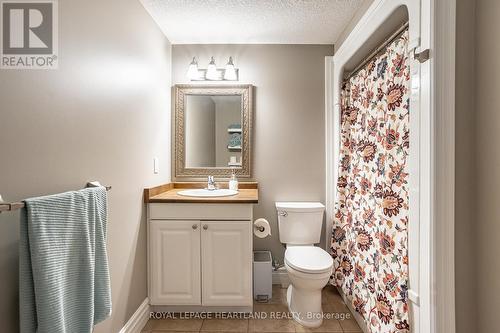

left=0, top=182, right=112, bottom=213
left=343, top=21, right=409, bottom=82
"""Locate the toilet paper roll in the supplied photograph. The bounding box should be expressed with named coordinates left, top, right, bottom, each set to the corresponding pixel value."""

left=253, top=218, right=272, bottom=238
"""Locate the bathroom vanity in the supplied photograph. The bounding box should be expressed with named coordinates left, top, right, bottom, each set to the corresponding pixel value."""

left=145, top=84, right=257, bottom=311
left=144, top=183, right=258, bottom=312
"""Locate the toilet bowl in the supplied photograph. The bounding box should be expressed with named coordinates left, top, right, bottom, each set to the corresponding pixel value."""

left=284, top=245, right=333, bottom=327
left=275, top=202, right=332, bottom=328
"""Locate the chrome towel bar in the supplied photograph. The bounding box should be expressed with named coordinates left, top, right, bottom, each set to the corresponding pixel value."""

left=0, top=181, right=111, bottom=213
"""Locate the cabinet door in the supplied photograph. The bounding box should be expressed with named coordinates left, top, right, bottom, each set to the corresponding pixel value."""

left=150, top=220, right=201, bottom=305
left=201, top=221, right=252, bottom=306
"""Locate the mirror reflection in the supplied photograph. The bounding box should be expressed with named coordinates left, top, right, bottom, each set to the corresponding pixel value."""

left=185, top=95, right=242, bottom=168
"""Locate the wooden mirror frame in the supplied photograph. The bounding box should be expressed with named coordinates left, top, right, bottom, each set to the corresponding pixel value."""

left=173, top=84, right=254, bottom=179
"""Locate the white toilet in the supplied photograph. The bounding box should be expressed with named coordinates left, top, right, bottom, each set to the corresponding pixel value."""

left=276, top=202, right=333, bottom=328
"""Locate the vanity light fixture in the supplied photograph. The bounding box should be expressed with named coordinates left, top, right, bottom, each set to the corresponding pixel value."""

left=206, top=57, right=218, bottom=80
left=224, top=57, right=237, bottom=81
left=187, top=56, right=239, bottom=81
left=186, top=57, right=199, bottom=80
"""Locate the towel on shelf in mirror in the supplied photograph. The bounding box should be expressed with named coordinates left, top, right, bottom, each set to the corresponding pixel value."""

left=228, top=133, right=241, bottom=147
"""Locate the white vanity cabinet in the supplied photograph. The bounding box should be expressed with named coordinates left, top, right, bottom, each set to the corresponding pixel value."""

left=201, top=220, right=252, bottom=306
left=148, top=203, right=254, bottom=310
left=149, top=220, right=201, bottom=305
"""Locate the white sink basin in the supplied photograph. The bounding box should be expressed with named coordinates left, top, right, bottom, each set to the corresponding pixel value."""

left=177, top=188, right=239, bottom=198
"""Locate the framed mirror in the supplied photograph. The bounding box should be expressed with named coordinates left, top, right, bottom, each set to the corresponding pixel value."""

left=174, top=84, right=253, bottom=179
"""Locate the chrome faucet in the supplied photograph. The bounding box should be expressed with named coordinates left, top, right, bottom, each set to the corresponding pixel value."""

left=207, top=176, right=218, bottom=190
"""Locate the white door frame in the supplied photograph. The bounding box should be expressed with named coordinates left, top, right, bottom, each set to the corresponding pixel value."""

left=325, top=0, right=455, bottom=332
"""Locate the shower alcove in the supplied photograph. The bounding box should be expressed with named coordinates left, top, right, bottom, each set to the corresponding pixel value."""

left=325, top=1, right=455, bottom=332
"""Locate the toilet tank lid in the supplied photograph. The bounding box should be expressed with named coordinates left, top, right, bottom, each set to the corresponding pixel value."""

left=275, top=202, right=325, bottom=212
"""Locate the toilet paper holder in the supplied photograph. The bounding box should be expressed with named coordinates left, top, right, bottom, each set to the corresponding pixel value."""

left=253, top=218, right=271, bottom=238
left=254, top=225, right=265, bottom=232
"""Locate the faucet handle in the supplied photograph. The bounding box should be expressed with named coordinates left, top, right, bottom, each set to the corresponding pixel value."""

left=207, top=175, right=217, bottom=190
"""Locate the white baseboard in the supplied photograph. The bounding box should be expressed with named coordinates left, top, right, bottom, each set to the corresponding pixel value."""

left=119, top=298, right=150, bottom=333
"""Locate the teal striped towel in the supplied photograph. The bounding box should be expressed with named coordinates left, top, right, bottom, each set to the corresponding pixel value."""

left=20, top=187, right=112, bottom=333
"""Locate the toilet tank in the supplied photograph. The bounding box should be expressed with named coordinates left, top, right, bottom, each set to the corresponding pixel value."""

left=275, top=202, right=325, bottom=245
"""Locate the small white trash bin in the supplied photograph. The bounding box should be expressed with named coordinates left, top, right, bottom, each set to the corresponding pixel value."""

left=253, top=250, right=272, bottom=302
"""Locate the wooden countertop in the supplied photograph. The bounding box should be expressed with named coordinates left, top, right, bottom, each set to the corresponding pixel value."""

left=144, top=182, right=258, bottom=204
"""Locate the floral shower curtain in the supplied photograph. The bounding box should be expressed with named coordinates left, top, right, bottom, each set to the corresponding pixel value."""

left=331, top=29, right=410, bottom=333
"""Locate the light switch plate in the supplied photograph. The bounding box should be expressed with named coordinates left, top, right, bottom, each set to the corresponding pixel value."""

left=153, top=157, right=159, bottom=174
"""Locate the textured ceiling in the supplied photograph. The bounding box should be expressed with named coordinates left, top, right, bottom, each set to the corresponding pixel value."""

left=140, top=0, right=365, bottom=44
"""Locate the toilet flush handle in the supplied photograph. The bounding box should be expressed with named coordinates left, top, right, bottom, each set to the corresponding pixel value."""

left=278, top=211, right=288, bottom=217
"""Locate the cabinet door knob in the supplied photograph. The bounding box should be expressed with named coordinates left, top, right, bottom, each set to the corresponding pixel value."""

left=192, top=224, right=198, bottom=230
left=203, top=224, right=208, bottom=230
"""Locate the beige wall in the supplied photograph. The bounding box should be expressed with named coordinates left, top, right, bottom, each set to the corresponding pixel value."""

left=0, top=0, right=171, bottom=332
left=214, top=97, right=242, bottom=167
left=185, top=96, right=216, bottom=167
left=475, top=0, right=500, bottom=331
left=172, top=44, right=333, bottom=261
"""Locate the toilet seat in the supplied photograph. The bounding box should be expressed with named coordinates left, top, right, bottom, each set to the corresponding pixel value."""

left=284, top=246, right=333, bottom=274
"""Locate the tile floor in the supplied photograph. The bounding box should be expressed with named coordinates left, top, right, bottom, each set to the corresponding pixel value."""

left=141, top=285, right=362, bottom=333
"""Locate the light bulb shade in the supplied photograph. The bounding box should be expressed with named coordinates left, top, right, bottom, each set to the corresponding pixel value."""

left=187, top=63, right=199, bottom=80
left=224, top=57, right=237, bottom=80
left=186, top=57, right=199, bottom=80
left=206, top=57, right=218, bottom=80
